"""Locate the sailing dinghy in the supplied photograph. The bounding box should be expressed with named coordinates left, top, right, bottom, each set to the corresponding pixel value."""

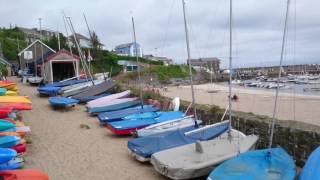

left=62, top=80, right=104, bottom=97
left=106, top=111, right=185, bottom=136
left=299, top=146, right=320, bottom=180
left=87, top=98, right=140, bottom=114
left=71, top=80, right=116, bottom=101
left=128, top=120, right=228, bottom=162
left=48, top=97, right=79, bottom=108
left=207, top=148, right=296, bottom=180
left=151, top=129, right=258, bottom=179
left=28, top=76, right=43, bottom=85
left=136, top=116, right=201, bottom=137
left=86, top=90, right=131, bottom=108
left=98, top=105, right=158, bottom=124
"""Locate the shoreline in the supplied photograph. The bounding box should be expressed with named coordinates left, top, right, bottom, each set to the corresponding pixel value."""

left=161, top=83, right=320, bottom=126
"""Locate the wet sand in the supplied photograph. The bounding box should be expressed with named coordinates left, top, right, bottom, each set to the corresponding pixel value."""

left=161, top=83, right=320, bottom=126
left=11, top=77, right=166, bottom=180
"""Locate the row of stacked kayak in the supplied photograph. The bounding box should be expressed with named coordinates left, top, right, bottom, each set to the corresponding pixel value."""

left=0, top=80, right=48, bottom=180
left=37, top=78, right=319, bottom=180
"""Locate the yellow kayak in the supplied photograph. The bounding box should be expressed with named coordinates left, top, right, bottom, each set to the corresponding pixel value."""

left=0, top=96, right=31, bottom=104
left=15, top=121, right=25, bottom=127
left=5, top=90, right=18, bottom=96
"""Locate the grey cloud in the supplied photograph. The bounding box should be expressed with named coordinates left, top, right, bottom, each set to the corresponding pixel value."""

left=1, top=0, right=319, bottom=68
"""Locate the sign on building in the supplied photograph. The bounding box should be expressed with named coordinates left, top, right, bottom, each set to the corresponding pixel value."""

left=24, top=51, right=33, bottom=60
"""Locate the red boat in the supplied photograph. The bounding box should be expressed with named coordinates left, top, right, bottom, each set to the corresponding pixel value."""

left=0, top=169, right=49, bottom=180
left=11, top=144, right=27, bottom=154
left=0, top=107, right=13, bottom=118
left=105, top=124, right=140, bottom=136
left=1, top=103, right=32, bottom=111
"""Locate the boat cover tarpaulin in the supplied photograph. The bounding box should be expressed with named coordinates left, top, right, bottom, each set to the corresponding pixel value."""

left=208, top=148, right=296, bottom=180
left=72, top=80, right=116, bottom=100
left=37, top=86, right=61, bottom=96
left=48, top=97, right=79, bottom=107
left=108, top=111, right=185, bottom=131
left=98, top=105, right=158, bottom=123
left=45, top=79, right=88, bottom=87
left=77, top=93, right=110, bottom=103
left=128, top=121, right=229, bottom=158
left=299, top=146, right=320, bottom=180
left=86, top=90, right=131, bottom=108
left=88, top=99, right=140, bottom=114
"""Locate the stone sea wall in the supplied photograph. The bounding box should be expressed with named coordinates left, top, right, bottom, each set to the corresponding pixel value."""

left=118, top=83, right=320, bottom=167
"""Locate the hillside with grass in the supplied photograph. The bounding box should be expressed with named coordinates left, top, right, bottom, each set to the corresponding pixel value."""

left=0, top=28, right=28, bottom=60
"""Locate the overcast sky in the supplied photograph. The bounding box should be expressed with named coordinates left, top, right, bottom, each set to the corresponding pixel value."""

left=2, top=0, right=320, bottom=68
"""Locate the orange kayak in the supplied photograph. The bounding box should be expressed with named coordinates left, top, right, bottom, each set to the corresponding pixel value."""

left=0, top=83, right=17, bottom=91
left=0, top=169, right=49, bottom=180
left=0, top=132, right=25, bottom=138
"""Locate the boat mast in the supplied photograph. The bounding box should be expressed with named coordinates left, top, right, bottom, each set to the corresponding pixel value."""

left=83, top=13, right=93, bottom=75
left=39, top=18, right=46, bottom=80
left=228, top=0, right=233, bottom=134
left=132, top=17, right=144, bottom=108
left=67, top=17, right=94, bottom=84
left=268, top=0, right=291, bottom=149
left=182, top=0, right=198, bottom=126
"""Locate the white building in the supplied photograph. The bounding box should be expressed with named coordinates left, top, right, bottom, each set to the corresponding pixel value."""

left=114, top=43, right=143, bottom=57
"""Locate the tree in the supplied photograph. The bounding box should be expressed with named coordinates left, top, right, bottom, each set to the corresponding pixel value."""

left=90, top=31, right=103, bottom=61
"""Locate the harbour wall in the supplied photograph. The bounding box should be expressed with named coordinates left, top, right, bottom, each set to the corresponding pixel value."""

left=118, top=83, right=320, bottom=167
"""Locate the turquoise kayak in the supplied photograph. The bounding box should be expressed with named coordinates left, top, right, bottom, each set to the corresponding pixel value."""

left=0, top=120, right=15, bottom=132
left=207, top=148, right=296, bottom=180
left=0, top=136, right=20, bottom=148
left=0, top=88, right=7, bottom=96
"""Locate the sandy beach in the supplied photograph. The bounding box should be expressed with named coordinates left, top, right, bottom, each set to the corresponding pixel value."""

left=161, top=83, right=320, bottom=126
left=11, top=77, right=166, bottom=180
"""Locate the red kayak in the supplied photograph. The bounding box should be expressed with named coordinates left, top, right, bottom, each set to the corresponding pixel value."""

left=11, top=144, right=27, bottom=154
left=1, top=103, right=32, bottom=111
left=105, top=125, right=140, bottom=136
left=0, top=169, right=49, bottom=180
left=0, top=107, right=13, bottom=118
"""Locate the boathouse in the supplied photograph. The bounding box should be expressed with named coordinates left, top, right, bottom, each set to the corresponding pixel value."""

left=43, top=49, right=80, bottom=83
left=18, top=40, right=56, bottom=76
